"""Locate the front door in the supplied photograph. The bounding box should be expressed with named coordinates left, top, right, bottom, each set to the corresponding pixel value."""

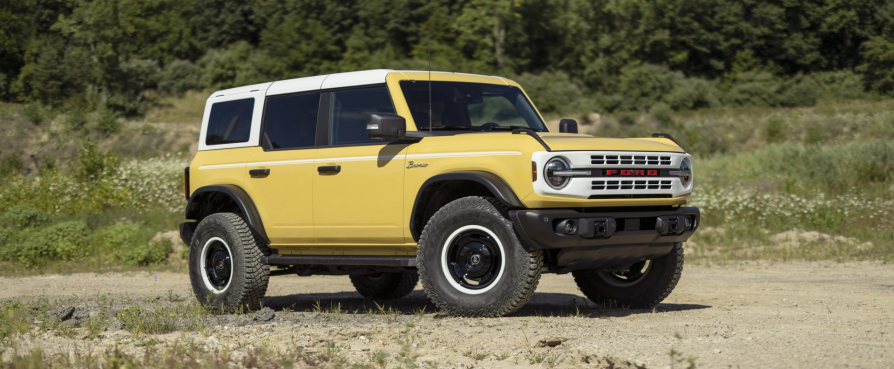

left=243, top=91, right=322, bottom=245
left=313, top=86, right=407, bottom=244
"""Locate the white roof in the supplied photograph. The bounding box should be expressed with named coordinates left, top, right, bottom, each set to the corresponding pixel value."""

left=210, top=69, right=504, bottom=97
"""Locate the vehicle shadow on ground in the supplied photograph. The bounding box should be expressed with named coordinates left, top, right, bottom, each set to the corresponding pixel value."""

left=263, top=291, right=710, bottom=318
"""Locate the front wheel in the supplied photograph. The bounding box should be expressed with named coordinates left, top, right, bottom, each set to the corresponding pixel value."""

left=572, top=243, right=684, bottom=309
left=417, top=196, right=542, bottom=317
left=189, top=213, right=270, bottom=313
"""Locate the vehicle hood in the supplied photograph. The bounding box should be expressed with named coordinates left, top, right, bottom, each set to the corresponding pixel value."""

left=538, top=133, right=684, bottom=153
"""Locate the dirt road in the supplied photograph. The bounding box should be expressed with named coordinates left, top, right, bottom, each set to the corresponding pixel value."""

left=3, top=262, right=893, bottom=368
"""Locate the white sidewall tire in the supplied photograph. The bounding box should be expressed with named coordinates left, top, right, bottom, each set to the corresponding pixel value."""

left=440, top=225, right=506, bottom=295
left=199, top=236, right=234, bottom=295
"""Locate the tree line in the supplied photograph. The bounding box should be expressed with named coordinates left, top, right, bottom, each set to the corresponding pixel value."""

left=1, top=0, right=893, bottom=117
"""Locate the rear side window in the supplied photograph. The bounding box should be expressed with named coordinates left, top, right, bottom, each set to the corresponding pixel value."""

left=330, top=87, right=395, bottom=145
left=206, top=98, right=254, bottom=145
left=263, top=93, right=320, bottom=149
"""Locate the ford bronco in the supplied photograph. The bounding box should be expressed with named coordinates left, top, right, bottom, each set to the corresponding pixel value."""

left=181, top=69, right=699, bottom=317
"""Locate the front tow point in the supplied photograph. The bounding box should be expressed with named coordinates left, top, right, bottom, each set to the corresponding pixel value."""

left=657, top=215, right=688, bottom=235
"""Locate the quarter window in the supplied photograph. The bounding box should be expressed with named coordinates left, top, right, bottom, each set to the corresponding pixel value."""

left=206, top=98, right=254, bottom=145
left=330, top=87, right=395, bottom=145
left=263, top=93, right=320, bottom=149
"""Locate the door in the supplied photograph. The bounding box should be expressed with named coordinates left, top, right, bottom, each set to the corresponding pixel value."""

left=313, top=86, right=408, bottom=244
left=243, top=92, right=322, bottom=245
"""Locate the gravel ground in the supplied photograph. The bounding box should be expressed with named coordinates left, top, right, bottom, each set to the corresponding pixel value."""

left=2, top=262, right=893, bottom=368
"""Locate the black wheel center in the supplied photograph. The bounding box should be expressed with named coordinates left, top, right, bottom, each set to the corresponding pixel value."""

left=447, top=230, right=502, bottom=289
left=204, top=242, right=232, bottom=289
left=457, top=242, right=493, bottom=277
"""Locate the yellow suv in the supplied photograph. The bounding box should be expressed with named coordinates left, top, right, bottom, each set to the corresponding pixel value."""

left=180, top=69, right=699, bottom=317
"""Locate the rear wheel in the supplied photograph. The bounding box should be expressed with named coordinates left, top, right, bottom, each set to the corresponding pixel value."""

left=418, top=196, right=542, bottom=317
left=349, top=272, right=418, bottom=299
left=572, top=243, right=684, bottom=309
left=189, top=213, right=270, bottom=312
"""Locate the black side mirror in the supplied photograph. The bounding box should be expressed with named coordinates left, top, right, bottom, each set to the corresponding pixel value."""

left=559, top=118, right=578, bottom=133
left=367, top=113, right=409, bottom=140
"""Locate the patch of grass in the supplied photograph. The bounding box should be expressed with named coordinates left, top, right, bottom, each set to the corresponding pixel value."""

left=0, top=300, right=32, bottom=344
left=463, top=349, right=489, bottom=360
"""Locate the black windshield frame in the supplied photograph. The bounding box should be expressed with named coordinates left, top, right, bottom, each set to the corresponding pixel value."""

left=399, top=81, right=547, bottom=132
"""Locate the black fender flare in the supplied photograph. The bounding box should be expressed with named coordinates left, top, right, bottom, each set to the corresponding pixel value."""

left=409, top=171, right=525, bottom=240
left=185, top=184, right=269, bottom=244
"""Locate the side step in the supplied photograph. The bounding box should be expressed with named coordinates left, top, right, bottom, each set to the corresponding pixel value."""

left=262, top=255, right=417, bottom=267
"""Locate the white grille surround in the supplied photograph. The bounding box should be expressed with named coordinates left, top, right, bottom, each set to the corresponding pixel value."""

left=532, top=151, right=694, bottom=199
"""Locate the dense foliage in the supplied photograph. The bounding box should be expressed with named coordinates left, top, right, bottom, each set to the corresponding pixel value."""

left=2, top=0, right=894, bottom=115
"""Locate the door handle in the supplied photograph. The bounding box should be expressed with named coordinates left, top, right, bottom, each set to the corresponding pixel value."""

left=249, top=168, right=270, bottom=177
left=317, top=165, right=341, bottom=174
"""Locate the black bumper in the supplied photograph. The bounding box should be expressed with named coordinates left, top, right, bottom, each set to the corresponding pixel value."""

left=510, top=207, right=699, bottom=272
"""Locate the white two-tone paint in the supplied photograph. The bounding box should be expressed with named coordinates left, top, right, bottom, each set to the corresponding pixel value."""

left=196, top=151, right=523, bottom=171
left=197, top=69, right=511, bottom=152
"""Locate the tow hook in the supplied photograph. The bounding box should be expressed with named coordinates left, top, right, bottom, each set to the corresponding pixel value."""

left=656, top=215, right=695, bottom=235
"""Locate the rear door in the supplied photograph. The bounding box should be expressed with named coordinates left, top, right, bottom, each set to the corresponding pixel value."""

left=242, top=91, right=322, bottom=245
left=312, top=86, right=408, bottom=244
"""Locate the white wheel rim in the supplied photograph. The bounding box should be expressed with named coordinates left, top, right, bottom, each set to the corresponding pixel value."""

left=200, top=237, right=234, bottom=294
left=440, top=225, right=506, bottom=295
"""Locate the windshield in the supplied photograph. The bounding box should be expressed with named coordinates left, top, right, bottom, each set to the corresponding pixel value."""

left=400, top=81, right=547, bottom=132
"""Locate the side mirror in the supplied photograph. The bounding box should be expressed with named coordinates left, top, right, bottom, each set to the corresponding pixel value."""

left=367, top=113, right=408, bottom=140
left=559, top=119, right=578, bottom=133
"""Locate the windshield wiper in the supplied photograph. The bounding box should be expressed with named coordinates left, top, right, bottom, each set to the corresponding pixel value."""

left=430, top=125, right=480, bottom=131
left=486, top=125, right=543, bottom=132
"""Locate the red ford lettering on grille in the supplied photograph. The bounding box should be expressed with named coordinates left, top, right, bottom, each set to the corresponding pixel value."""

left=605, top=169, right=659, bottom=177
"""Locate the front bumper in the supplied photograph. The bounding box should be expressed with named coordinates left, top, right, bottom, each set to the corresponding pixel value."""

left=510, top=207, right=699, bottom=272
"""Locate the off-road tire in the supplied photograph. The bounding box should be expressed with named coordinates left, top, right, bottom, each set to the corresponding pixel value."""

left=572, top=243, right=684, bottom=309
left=417, top=196, right=542, bottom=317
left=349, top=272, right=419, bottom=299
left=189, top=213, right=270, bottom=313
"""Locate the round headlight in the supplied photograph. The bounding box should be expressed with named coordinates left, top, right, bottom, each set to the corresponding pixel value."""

left=679, top=158, right=692, bottom=187
left=544, top=157, right=571, bottom=189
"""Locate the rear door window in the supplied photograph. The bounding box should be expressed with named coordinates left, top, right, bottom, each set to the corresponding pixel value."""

left=262, top=93, right=321, bottom=149
left=329, top=87, right=395, bottom=145
left=206, top=98, right=254, bottom=145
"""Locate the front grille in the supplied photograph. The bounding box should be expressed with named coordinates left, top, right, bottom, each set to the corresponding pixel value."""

left=592, top=180, right=672, bottom=190
left=591, top=155, right=672, bottom=166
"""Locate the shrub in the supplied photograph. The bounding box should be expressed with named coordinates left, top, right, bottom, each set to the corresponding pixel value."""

left=121, top=238, right=173, bottom=266
left=664, top=77, right=720, bottom=110
left=2, top=206, right=49, bottom=228
left=779, top=76, right=819, bottom=107
left=0, top=227, right=11, bottom=247
left=22, top=103, right=47, bottom=125
left=722, top=71, right=782, bottom=107
left=158, top=60, right=204, bottom=96
left=765, top=116, right=787, bottom=143
left=513, top=71, right=594, bottom=115
left=0, top=155, right=23, bottom=176
left=106, top=93, right=148, bottom=118
left=199, top=42, right=276, bottom=90
left=805, top=124, right=825, bottom=145
left=89, top=224, right=171, bottom=266
left=649, top=102, right=674, bottom=126
left=5, top=221, right=89, bottom=267
left=89, top=224, right=154, bottom=255
left=74, top=140, right=119, bottom=181
left=106, top=59, right=161, bottom=117
left=616, top=63, right=678, bottom=111
left=810, top=71, right=867, bottom=101
left=617, top=112, right=637, bottom=126
left=66, top=108, right=88, bottom=132
left=96, top=109, right=121, bottom=136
